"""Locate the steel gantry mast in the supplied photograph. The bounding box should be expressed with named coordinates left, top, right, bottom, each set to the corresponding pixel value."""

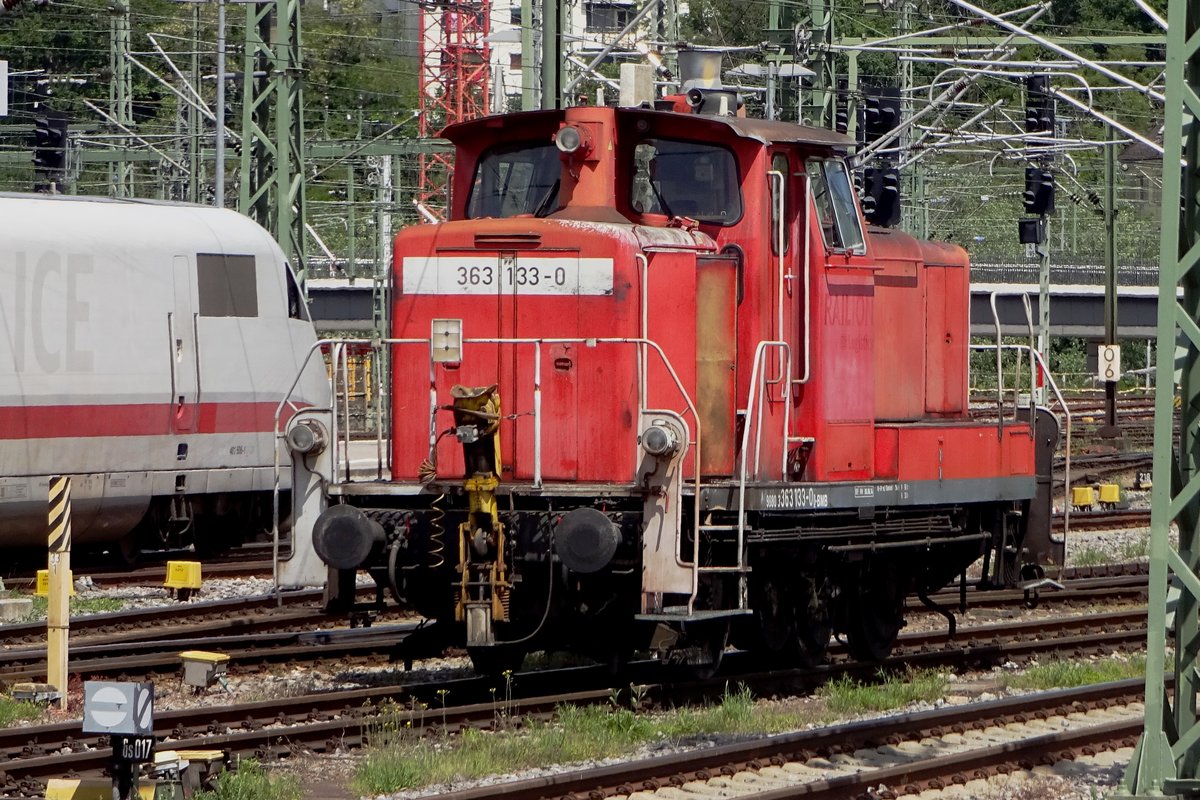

left=417, top=0, right=491, bottom=209
left=1118, top=0, right=1200, bottom=791
left=239, top=0, right=308, bottom=279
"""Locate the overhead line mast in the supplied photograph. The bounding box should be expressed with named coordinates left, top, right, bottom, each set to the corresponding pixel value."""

left=1117, top=0, right=1200, bottom=790
left=417, top=0, right=491, bottom=211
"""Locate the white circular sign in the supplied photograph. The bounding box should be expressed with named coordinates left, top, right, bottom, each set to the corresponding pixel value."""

left=88, top=686, right=129, bottom=728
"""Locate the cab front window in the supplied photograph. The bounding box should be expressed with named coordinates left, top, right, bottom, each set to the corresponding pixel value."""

left=630, top=138, right=742, bottom=225
left=806, top=157, right=865, bottom=253
left=467, top=142, right=562, bottom=219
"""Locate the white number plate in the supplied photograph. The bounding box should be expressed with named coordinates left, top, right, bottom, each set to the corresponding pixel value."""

left=402, top=256, right=614, bottom=296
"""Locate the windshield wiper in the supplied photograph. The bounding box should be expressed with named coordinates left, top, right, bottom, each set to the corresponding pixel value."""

left=532, top=180, right=561, bottom=218
left=650, top=182, right=674, bottom=217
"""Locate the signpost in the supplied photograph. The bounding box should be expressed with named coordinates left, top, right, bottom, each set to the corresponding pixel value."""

left=83, top=681, right=155, bottom=800
left=46, top=476, right=71, bottom=710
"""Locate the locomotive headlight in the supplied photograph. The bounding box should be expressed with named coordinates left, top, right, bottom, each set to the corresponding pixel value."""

left=640, top=423, right=680, bottom=459
left=287, top=419, right=328, bottom=456
left=555, top=125, right=584, bottom=154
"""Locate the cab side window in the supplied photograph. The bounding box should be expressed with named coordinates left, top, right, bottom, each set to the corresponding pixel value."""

left=806, top=157, right=866, bottom=254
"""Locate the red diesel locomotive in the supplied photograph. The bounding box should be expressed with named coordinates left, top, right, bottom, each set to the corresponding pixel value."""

left=279, top=83, right=1061, bottom=674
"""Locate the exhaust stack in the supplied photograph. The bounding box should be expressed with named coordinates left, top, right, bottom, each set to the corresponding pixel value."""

left=675, top=48, right=742, bottom=117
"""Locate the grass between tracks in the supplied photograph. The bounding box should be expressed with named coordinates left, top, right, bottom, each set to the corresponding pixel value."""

left=353, top=670, right=949, bottom=794
left=1000, top=654, right=1147, bottom=691
left=0, top=695, right=42, bottom=726
left=194, top=759, right=301, bottom=800
left=12, top=594, right=125, bottom=621
left=1069, top=533, right=1150, bottom=567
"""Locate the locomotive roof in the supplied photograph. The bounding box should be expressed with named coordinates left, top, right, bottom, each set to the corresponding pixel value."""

left=441, top=108, right=855, bottom=149
left=0, top=191, right=231, bottom=211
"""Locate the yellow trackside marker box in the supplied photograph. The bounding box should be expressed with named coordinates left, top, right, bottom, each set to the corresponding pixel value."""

left=36, top=569, right=75, bottom=597
left=1098, top=484, right=1121, bottom=504
left=45, top=779, right=155, bottom=800
left=179, top=650, right=230, bottom=689
left=1071, top=486, right=1096, bottom=508
left=163, top=561, right=202, bottom=590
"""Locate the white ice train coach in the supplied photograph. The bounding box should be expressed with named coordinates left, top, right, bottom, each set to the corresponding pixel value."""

left=0, top=193, right=329, bottom=557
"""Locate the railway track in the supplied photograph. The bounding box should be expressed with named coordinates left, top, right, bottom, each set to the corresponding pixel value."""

left=1, top=569, right=1149, bottom=685
left=2, top=555, right=275, bottom=593
left=0, top=588, right=338, bottom=645
left=0, top=607, right=1151, bottom=795
left=0, top=585, right=418, bottom=685
left=434, top=679, right=1147, bottom=800
left=1056, top=508, right=1152, bottom=531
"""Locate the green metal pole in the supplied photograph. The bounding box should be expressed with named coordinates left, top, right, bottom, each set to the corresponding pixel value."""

left=109, top=1, right=133, bottom=197
left=540, top=0, right=560, bottom=109
left=1102, top=125, right=1121, bottom=437
left=521, top=0, right=537, bottom=111
left=240, top=0, right=308, bottom=280
left=1116, top=0, right=1200, bottom=790
left=805, top=0, right=834, bottom=128
left=347, top=165, right=356, bottom=278
left=189, top=3, right=202, bottom=204
left=1037, top=218, right=1050, bottom=404
left=767, top=0, right=797, bottom=122
left=847, top=52, right=858, bottom=145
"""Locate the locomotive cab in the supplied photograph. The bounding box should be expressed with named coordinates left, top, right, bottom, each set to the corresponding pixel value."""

left=281, top=85, right=1061, bottom=674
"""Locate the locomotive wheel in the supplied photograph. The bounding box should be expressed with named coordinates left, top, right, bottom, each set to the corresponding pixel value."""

left=753, top=575, right=831, bottom=668
left=844, top=572, right=905, bottom=663
left=467, top=644, right=528, bottom=676
left=116, top=533, right=141, bottom=567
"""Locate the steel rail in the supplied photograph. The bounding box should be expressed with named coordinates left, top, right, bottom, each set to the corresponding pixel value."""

left=426, top=679, right=1147, bottom=800
left=0, top=612, right=1151, bottom=791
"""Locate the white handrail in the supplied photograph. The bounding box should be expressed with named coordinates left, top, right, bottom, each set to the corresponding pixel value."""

left=968, top=340, right=1073, bottom=545
left=738, top=340, right=791, bottom=553
left=768, top=170, right=788, bottom=386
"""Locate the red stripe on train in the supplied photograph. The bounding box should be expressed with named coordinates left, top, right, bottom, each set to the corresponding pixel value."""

left=0, top=402, right=296, bottom=439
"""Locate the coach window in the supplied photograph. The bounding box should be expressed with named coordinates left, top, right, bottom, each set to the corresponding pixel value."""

left=806, top=157, right=865, bottom=254
left=630, top=138, right=742, bottom=224
left=467, top=141, right=562, bottom=218
left=198, top=253, right=259, bottom=317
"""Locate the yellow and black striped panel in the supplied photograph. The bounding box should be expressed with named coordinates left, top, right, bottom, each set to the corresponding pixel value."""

left=48, top=476, right=72, bottom=554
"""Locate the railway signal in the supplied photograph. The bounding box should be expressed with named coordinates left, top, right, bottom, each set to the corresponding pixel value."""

left=862, top=86, right=901, bottom=144
left=1025, top=74, right=1055, bottom=138
left=1022, top=167, right=1055, bottom=215
left=1017, top=74, right=1055, bottom=255
left=31, top=110, right=67, bottom=192
left=864, top=166, right=901, bottom=227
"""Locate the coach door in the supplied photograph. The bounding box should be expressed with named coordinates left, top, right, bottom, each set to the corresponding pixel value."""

left=169, top=255, right=199, bottom=433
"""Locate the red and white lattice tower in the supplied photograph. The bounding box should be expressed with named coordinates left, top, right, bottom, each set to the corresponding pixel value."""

left=418, top=0, right=491, bottom=211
